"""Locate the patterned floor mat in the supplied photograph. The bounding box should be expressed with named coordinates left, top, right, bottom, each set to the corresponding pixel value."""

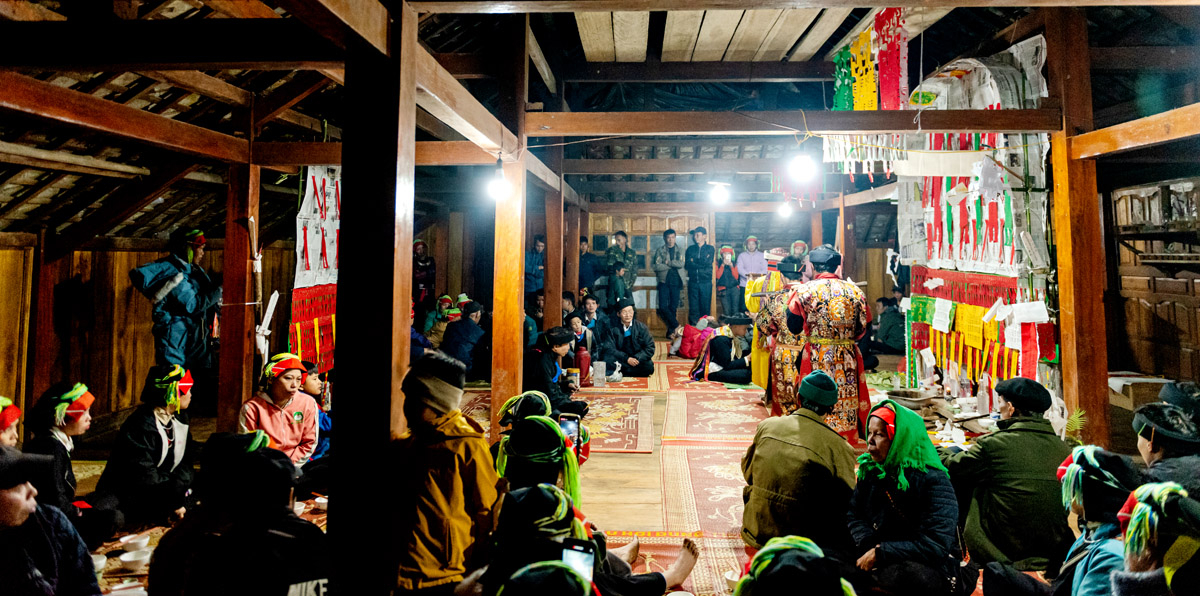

left=658, top=362, right=733, bottom=392
left=663, top=391, right=768, bottom=442
left=604, top=531, right=751, bottom=596
left=460, top=391, right=492, bottom=441
left=662, top=443, right=751, bottom=538
left=462, top=391, right=654, bottom=453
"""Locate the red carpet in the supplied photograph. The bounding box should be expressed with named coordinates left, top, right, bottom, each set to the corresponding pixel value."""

left=604, top=531, right=752, bottom=596
left=659, top=362, right=730, bottom=391
left=663, top=390, right=768, bottom=442
left=572, top=393, right=656, bottom=453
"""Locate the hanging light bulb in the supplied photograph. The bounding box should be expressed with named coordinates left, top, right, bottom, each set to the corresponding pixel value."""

left=487, top=159, right=511, bottom=201
left=777, top=200, right=793, bottom=218
left=708, top=182, right=731, bottom=204
left=788, top=154, right=818, bottom=182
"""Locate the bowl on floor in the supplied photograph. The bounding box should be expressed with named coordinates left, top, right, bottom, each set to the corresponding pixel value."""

left=119, top=534, right=150, bottom=551
left=119, top=549, right=152, bottom=572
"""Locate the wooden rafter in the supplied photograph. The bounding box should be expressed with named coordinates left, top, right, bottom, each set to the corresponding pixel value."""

left=565, top=60, right=833, bottom=82
left=0, top=20, right=344, bottom=70
left=789, top=8, right=853, bottom=62
left=572, top=179, right=774, bottom=193
left=0, top=173, right=70, bottom=223
left=252, top=72, right=331, bottom=128
left=1089, top=46, right=1200, bottom=72
left=1070, top=101, right=1200, bottom=160
left=412, top=0, right=1200, bottom=11
left=822, top=7, right=952, bottom=61
left=564, top=157, right=781, bottom=174
left=526, top=109, right=1063, bottom=136
left=272, top=0, right=389, bottom=55
left=0, top=72, right=249, bottom=162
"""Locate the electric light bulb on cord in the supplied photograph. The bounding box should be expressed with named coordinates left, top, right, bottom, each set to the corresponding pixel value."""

left=777, top=201, right=793, bottom=218
left=487, top=158, right=511, bottom=201
left=709, top=182, right=730, bottom=204
left=789, top=154, right=818, bottom=182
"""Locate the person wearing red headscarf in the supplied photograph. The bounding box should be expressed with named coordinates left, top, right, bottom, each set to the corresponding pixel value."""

left=239, top=353, right=320, bottom=465
left=0, top=396, right=21, bottom=447
left=96, top=364, right=197, bottom=526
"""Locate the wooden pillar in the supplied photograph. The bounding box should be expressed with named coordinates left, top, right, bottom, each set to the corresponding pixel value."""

left=216, top=164, right=260, bottom=433
left=23, top=230, right=59, bottom=444
left=491, top=14, right=529, bottom=436
left=448, top=210, right=465, bottom=297
left=333, top=2, right=417, bottom=592
left=434, top=210, right=449, bottom=295
left=543, top=189, right=564, bottom=330
left=842, top=206, right=857, bottom=281
left=1045, top=7, right=1109, bottom=445
left=565, top=204, right=581, bottom=299
left=810, top=210, right=824, bottom=246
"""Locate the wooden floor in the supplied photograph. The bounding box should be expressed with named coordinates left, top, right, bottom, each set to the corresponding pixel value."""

left=579, top=392, right=669, bottom=532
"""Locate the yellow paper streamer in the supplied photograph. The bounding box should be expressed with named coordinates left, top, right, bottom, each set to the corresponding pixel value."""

left=850, top=29, right=877, bottom=111
left=313, top=318, right=321, bottom=366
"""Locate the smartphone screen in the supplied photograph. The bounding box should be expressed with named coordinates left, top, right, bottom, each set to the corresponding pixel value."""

left=562, top=539, right=595, bottom=582
left=559, top=417, right=580, bottom=444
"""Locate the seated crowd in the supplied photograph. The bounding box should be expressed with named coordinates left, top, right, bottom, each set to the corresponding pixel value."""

left=7, top=314, right=1200, bottom=595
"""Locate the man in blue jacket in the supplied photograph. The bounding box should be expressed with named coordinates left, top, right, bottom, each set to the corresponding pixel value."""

left=130, top=228, right=220, bottom=369
left=525, top=235, right=546, bottom=296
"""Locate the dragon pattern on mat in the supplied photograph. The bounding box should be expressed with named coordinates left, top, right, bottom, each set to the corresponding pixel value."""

left=692, top=399, right=762, bottom=432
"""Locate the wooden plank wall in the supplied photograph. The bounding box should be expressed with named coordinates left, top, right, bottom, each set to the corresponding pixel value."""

left=0, top=245, right=296, bottom=424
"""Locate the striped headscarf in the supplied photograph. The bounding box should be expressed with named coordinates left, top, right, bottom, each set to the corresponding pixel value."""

left=261, top=353, right=307, bottom=387
left=496, top=415, right=582, bottom=507
left=735, top=536, right=856, bottom=596
left=39, top=383, right=95, bottom=428
left=1122, top=482, right=1200, bottom=592
left=1058, top=445, right=1140, bottom=523
left=144, top=364, right=193, bottom=410
left=498, top=391, right=552, bottom=427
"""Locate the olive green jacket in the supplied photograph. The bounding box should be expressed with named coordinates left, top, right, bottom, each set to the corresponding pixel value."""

left=939, top=415, right=1074, bottom=569
left=741, top=408, right=858, bottom=552
left=605, top=245, right=638, bottom=290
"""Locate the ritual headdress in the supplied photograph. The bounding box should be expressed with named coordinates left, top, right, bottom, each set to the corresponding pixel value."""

left=857, top=401, right=947, bottom=492
left=142, top=364, right=194, bottom=410
left=808, top=244, right=842, bottom=269
left=497, top=561, right=591, bottom=596
left=32, top=382, right=95, bottom=430
left=445, top=308, right=463, bottom=322
left=1057, top=445, right=1141, bottom=523
left=170, top=228, right=206, bottom=262
left=1134, top=403, right=1200, bottom=454
left=413, top=239, right=428, bottom=250
left=496, top=415, right=582, bottom=506
left=0, top=396, right=21, bottom=434
left=456, top=293, right=471, bottom=307
left=1121, top=482, right=1200, bottom=593
left=493, top=483, right=588, bottom=544
left=735, top=536, right=856, bottom=596
left=1160, top=382, right=1200, bottom=420
left=778, top=255, right=807, bottom=281
left=261, top=353, right=307, bottom=387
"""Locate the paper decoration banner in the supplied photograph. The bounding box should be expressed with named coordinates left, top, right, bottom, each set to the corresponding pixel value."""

left=955, top=304, right=987, bottom=350
left=294, top=166, right=341, bottom=290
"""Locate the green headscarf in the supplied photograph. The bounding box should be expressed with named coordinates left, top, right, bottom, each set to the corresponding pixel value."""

left=495, top=415, right=582, bottom=506
left=735, top=536, right=856, bottom=596
left=856, top=400, right=947, bottom=492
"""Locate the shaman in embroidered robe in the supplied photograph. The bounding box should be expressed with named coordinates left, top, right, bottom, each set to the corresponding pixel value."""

left=786, top=273, right=871, bottom=442
left=755, top=285, right=808, bottom=416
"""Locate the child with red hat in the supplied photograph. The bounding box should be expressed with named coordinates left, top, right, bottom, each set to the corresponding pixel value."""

left=96, top=364, right=197, bottom=526
left=0, top=396, right=21, bottom=447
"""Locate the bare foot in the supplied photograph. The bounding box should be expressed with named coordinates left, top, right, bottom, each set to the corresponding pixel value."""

left=661, top=538, right=700, bottom=588
left=608, top=536, right=640, bottom=565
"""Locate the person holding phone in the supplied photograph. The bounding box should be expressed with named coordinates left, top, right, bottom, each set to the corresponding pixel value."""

left=523, top=327, right=589, bottom=419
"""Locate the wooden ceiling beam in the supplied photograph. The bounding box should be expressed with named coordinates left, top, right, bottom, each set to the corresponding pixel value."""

left=564, top=157, right=781, bottom=174
left=0, top=72, right=248, bottom=162
left=1090, top=46, right=1200, bottom=72
left=0, top=1, right=67, bottom=20
left=49, top=161, right=200, bottom=257
left=573, top=179, right=775, bottom=193
left=822, top=8, right=952, bottom=61
left=1070, top=101, right=1200, bottom=160
left=412, top=1, right=1200, bottom=12
left=528, top=27, right=557, bottom=93
left=526, top=109, right=1063, bottom=136
left=271, top=0, right=389, bottom=55
left=252, top=72, right=331, bottom=128
left=0, top=20, right=343, bottom=70
left=432, top=52, right=495, bottom=78
left=416, top=49, right=519, bottom=156
left=788, top=8, right=853, bottom=62
left=565, top=60, right=834, bottom=82
left=251, top=141, right=504, bottom=166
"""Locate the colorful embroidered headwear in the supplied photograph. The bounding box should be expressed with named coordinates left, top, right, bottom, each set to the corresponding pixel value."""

left=40, top=383, right=95, bottom=428
left=261, top=353, right=307, bottom=387
left=857, top=401, right=946, bottom=492
left=496, top=415, right=582, bottom=507
left=437, top=294, right=454, bottom=312
left=171, top=228, right=206, bottom=262
left=445, top=308, right=463, bottom=322
left=494, top=483, right=588, bottom=544
left=0, top=397, right=21, bottom=433
left=1122, top=483, right=1200, bottom=592
left=497, top=561, right=591, bottom=596
left=143, top=364, right=193, bottom=410
left=456, top=293, right=471, bottom=307
left=413, top=239, right=427, bottom=250
left=499, top=391, right=553, bottom=427
left=735, top=536, right=856, bottom=596
left=1058, top=445, right=1141, bottom=523
left=790, top=240, right=810, bottom=258
left=744, top=235, right=760, bottom=251
left=720, top=245, right=735, bottom=257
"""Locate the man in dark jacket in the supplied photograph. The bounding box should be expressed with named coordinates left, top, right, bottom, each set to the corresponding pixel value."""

left=441, top=301, right=486, bottom=375
left=0, top=446, right=100, bottom=596
left=742, top=371, right=857, bottom=554
left=1133, top=402, right=1200, bottom=494
left=651, top=229, right=686, bottom=338
left=523, top=327, right=589, bottom=419
left=938, top=377, right=1074, bottom=570
left=579, top=236, right=605, bottom=291
left=685, top=227, right=715, bottom=325
left=703, top=316, right=754, bottom=385
left=150, top=432, right=328, bottom=596
left=96, top=365, right=196, bottom=527
left=601, top=300, right=655, bottom=377
left=525, top=235, right=547, bottom=295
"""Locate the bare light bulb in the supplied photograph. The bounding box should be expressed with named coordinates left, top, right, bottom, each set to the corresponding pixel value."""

left=788, top=154, right=818, bottom=182
left=709, top=183, right=730, bottom=204
left=487, top=173, right=512, bottom=201
left=777, top=201, right=793, bottom=218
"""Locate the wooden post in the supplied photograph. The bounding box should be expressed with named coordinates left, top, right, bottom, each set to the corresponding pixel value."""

left=23, top=229, right=58, bottom=444
left=332, top=2, right=417, bottom=592
left=448, top=210, right=465, bottom=297
left=491, top=14, right=529, bottom=436
left=842, top=206, right=857, bottom=281
left=434, top=210, right=449, bottom=295
left=810, top=210, right=824, bottom=245
left=565, top=204, right=580, bottom=299
left=216, top=164, right=260, bottom=433
left=543, top=188, right=564, bottom=329
left=1045, top=7, right=1109, bottom=446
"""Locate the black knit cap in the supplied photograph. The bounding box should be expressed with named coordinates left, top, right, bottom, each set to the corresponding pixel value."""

left=1133, top=403, right=1200, bottom=454
left=461, top=301, right=483, bottom=316
left=616, top=297, right=636, bottom=311
left=995, top=377, right=1053, bottom=414
left=751, top=549, right=844, bottom=596
left=1160, top=382, right=1200, bottom=420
